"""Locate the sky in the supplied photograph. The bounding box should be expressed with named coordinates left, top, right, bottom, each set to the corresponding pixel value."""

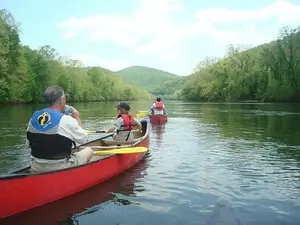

left=1, top=0, right=300, bottom=76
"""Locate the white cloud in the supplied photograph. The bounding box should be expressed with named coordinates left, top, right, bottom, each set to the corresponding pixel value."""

left=58, top=0, right=185, bottom=59
left=58, top=0, right=181, bottom=46
left=62, top=32, right=75, bottom=39
left=192, top=0, right=300, bottom=47
left=194, top=0, right=300, bottom=25
left=70, top=54, right=132, bottom=71
left=58, top=0, right=300, bottom=74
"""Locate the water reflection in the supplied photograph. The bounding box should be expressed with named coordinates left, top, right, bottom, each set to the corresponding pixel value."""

left=1, top=156, right=150, bottom=225
left=1, top=101, right=300, bottom=225
left=169, top=102, right=300, bottom=164
left=150, top=124, right=166, bottom=147
left=196, top=103, right=300, bottom=146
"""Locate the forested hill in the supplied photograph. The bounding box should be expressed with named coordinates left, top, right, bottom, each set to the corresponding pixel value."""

left=179, top=26, right=300, bottom=102
left=114, top=66, right=178, bottom=86
left=114, top=66, right=187, bottom=99
left=0, top=9, right=151, bottom=104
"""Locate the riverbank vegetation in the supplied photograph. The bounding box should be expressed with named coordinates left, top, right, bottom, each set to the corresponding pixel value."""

left=2, top=8, right=300, bottom=104
left=179, top=26, right=300, bottom=102
left=0, top=9, right=150, bottom=104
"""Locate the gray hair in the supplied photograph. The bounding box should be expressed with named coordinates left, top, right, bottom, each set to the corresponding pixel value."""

left=44, top=85, right=65, bottom=106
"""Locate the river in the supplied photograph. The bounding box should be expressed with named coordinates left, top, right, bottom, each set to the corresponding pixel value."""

left=0, top=101, right=300, bottom=225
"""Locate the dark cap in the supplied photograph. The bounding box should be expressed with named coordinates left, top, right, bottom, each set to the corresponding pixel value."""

left=116, top=102, right=130, bottom=111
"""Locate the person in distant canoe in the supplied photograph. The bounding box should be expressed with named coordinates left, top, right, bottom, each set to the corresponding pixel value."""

left=26, top=85, right=94, bottom=173
left=105, top=102, right=142, bottom=141
left=150, top=97, right=166, bottom=115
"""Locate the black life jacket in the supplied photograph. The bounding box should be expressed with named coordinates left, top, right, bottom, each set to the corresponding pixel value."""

left=26, top=108, right=75, bottom=160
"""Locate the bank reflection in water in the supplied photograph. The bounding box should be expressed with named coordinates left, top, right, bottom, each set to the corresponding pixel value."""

left=193, top=103, right=300, bottom=162
left=150, top=124, right=166, bottom=148
left=1, top=156, right=150, bottom=225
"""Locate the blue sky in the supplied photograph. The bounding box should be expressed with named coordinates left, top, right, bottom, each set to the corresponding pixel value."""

left=1, top=0, right=300, bottom=75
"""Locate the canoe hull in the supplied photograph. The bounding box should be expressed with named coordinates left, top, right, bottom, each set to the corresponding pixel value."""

left=149, top=114, right=168, bottom=124
left=1, top=158, right=149, bottom=225
left=0, top=120, right=150, bottom=220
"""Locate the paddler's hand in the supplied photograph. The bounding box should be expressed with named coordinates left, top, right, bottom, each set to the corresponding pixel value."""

left=105, top=128, right=115, bottom=133
left=71, top=107, right=80, bottom=120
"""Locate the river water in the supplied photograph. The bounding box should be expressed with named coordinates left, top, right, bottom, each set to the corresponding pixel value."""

left=0, top=101, right=300, bottom=225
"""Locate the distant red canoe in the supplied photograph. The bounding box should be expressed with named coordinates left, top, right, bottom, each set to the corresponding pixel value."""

left=0, top=119, right=150, bottom=220
left=149, top=114, right=168, bottom=124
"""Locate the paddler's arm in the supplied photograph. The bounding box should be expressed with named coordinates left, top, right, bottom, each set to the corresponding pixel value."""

left=149, top=103, right=154, bottom=114
left=59, top=116, right=89, bottom=144
left=134, top=118, right=142, bottom=132
left=105, top=118, right=121, bottom=133
left=25, top=120, right=31, bottom=147
left=70, top=106, right=84, bottom=128
left=162, top=104, right=167, bottom=114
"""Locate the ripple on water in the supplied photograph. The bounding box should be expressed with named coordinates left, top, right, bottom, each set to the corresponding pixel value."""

left=1, top=102, right=300, bottom=225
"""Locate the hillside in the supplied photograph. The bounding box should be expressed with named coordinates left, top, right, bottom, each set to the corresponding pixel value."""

left=84, top=66, right=113, bottom=74
left=115, top=66, right=178, bottom=85
left=0, top=9, right=151, bottom=103
left=113, top=66, right=186, bottom=98
left=179, top=26, right=300, bottom=102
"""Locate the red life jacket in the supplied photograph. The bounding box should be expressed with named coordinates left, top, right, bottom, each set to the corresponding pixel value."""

left=155, top=101, right=163, bottom=109
left=117, top=114, right=135, bottom=132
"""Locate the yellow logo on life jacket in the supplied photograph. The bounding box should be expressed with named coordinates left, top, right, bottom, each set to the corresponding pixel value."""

left=37, top=112, right=51, bottom=127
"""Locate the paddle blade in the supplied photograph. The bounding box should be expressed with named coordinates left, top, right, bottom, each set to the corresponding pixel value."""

left=94, top=147, right=148, bottom=155
left=138, top=110, right=149, bottom=113
left=136, top=112, right=148, bottom=118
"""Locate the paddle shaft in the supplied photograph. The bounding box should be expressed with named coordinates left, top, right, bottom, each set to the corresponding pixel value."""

left=87, top=130, right=105, bottom=134
left=88, top=129, right=141, bottom=134
left=79, top=137, right=142, bottom=150
left=72, top=133, right=113, bottom=151
left=80, top=145, right=132, bottom=149
left=98, top=133, right=113, bottom=140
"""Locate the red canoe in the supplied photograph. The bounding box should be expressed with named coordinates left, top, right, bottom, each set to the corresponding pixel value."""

left=1, top=157, right=149, bottom=225
left=149, top=114, right=168, bottom=124
left=0, top=119, right=150, bottom=220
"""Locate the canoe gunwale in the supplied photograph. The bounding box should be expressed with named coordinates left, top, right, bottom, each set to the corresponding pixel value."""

left=149, top=115, right=168, bottom=119
left=1, top=119, right=149, bottom=180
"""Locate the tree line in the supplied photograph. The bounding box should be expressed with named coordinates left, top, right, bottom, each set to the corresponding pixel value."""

left=2, top=8, right=300, bottom=104
left=0, top=9, right=151, bottom=104
left=179, top=26, right=300, bottom=102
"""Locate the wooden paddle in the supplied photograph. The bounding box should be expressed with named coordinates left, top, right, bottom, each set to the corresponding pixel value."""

left=93, top=146, right=148, bottom=155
